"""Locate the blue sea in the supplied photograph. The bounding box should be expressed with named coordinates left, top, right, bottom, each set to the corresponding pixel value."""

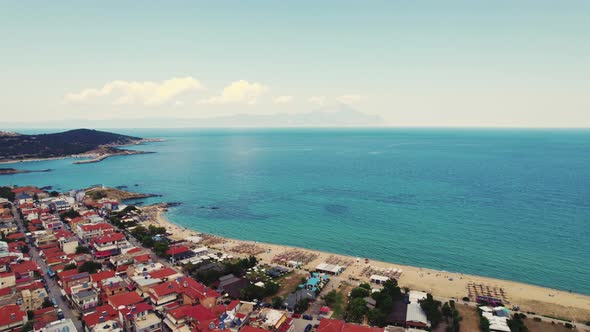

left=2, top=128, right=589, bottom=294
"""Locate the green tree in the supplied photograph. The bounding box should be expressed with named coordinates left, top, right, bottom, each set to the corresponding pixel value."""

left=76, top=246, right=90, bottom=254
left=359, top=282, right=371, bottom=290
left=295, top=298, right=311, bottom=314
left=153, top=241, right=169, bottom=257
left=507, top=314, right=529, bottom=332
left=323, top=290, right=339, bottom=307
left=42, top=298, right=53, bottom=308
left=50, top=191, right=60, bottom=197
left=60, top=209, right=81, bottom=222
left=367, top=308, right=387, bottom=326
left=0, top=187, right=15, bottom=201
left=419, top=294, right=443, bottom=328
left=240, top=284, right=267, bottom=301
left=63, top=263, right=77, bottom=271
left=272, top=296, right=284, bottom=309
left=350, top=287, right=370, bottom=299
left=480, top=316, right=490, bottom=332
left=78, top=261, right=102, bottom=274
left=347, top=297, right=369, bottom=323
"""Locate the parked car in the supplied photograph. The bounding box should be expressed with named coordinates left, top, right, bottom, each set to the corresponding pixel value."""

left=292, top=313, right=301, bottom=318
left=57, top=309, right=64, bottom=319
left=302, top=315, right=313, bottom=320
left=305, top=324, right=312, bottom=332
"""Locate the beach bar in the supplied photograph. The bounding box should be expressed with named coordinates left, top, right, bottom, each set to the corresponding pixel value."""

left=315, top=263, right=344, bottom=275
left=370, top=275, right=389, bottom=284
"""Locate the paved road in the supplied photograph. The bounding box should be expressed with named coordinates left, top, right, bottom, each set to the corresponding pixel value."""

left=11, top=203, right=84, bottom=332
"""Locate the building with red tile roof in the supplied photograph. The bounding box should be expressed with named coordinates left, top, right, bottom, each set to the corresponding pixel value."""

left=82, top=304, right=119, bottom=329
left=0, top=304, right=27, bottom=331
left=91, top=270, right=116, bottom=287
left=6, top=232, right=25, bottom=240
left=108, top=290, right=144, bottom=309
left=10, top=260, right=40, bottom=279
left=165, top=304, right=218, bottom=332
left=148, top=267, right=181, bottom=280
left=317, top=319, right=384, bottom=332
left=77, top=222, right=115, bottom=240
left=133, top=253, right=152, bottom=264
left=148, top=277, right=221, bottom=308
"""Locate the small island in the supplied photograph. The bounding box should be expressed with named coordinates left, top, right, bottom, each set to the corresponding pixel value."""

left=0, top=129, right=160, bottom=164
left=0, top=167, right=52, bottom=175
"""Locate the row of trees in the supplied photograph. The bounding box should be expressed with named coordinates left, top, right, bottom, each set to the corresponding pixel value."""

left=441, top=300, right=461, bottom=332
left=419, top=294, right=443, bottom=328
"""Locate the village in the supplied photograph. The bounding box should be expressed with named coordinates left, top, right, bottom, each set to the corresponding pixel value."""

left=0, top=186, right=581, bottom=332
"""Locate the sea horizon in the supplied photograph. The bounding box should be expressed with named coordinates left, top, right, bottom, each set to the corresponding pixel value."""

left=2, top=128, right=589, bottom=295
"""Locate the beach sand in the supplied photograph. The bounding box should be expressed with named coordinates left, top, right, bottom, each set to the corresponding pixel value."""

left=143, top=205, right=590, bottom=323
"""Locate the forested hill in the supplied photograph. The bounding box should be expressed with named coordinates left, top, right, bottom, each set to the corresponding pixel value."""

left=0, top=129, right=142, bottom=161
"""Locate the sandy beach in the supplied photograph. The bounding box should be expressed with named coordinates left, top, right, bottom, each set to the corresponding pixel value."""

left=144, top=205, right=590, bottom=323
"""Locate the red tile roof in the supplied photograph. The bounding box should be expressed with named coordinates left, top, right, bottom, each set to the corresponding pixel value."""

left=126, top=247, right=143, bottom=254
left=166, top=245, right=190, bottom=255
left=6, top=233, right=25, bottom=240
left=133, top=254, right=151, bottom=263
left=10, top=260, right=39, bottom=275
left=12, top=186, right=43, bottom=194
left=83, top=304, right=118, bottom=328
left=212, top=300, right=240, bottom=316
left=317, top=319, right=346, bottom=332
left=79, top=223, right=114, bottom=232
left=91, top=270, right=116, bottom=286
left=93, top=232, right=126, bottom=244
left=317, top=319, right=384, bottom=332
left=148, top=267, right=179, bottom=279
left=149, top=277, right=220, bottom=302
left=169, top=304, right=217, bottom=322
left=108, top=291, right=143, bottom=309
left=119, top=302, right=153, bottom=319
left=0, top=304, right=26, bottom=327
left=0, top=288, right=12, bottom=297
left=57, top=269, right=80, bottom=280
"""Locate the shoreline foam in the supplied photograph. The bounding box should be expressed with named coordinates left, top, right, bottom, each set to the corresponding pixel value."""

left=143, top=204, right=590, bottom=323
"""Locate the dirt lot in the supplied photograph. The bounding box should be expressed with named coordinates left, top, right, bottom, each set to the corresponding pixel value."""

left=525, top=319, right=579, bottom=332
left=456, top=304, right=481, bottom=332
left=271, top=272, right=307, bottom=299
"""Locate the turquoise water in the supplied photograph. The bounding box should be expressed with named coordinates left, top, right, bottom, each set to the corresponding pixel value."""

left=2, top=128, right=589, bottom=294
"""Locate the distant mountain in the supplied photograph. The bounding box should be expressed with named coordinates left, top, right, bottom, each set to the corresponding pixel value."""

left=0, top=129, right=143, bottom=161
left=1, top=106, right=384, bottom=128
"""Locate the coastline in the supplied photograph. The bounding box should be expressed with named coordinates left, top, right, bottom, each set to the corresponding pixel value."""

left=146, top=204, right=590, bottom=322
left=0, top=138, right=162, bottom=165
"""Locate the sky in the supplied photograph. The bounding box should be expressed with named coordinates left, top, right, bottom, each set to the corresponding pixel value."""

left=1, top=1, right=589, bottom=128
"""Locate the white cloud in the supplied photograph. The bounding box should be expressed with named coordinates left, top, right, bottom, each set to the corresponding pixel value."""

left=200, top=80, right=269, bottom=105
left=336, top=94, right=362, bottom=104
left=308, top=96, right=327, bottom=106
left=64, top=77, right=203, bottom=105
left=273, top=95, right=294, bottom=104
